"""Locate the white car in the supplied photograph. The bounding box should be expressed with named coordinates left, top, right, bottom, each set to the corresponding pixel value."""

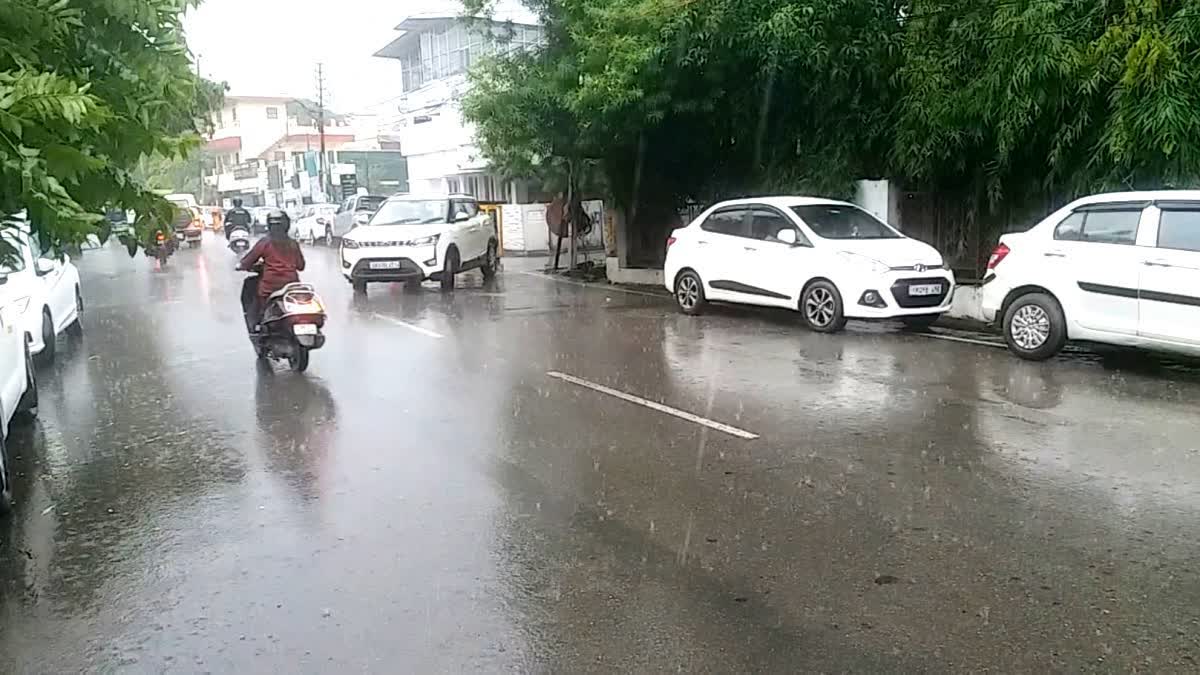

left=0, top=228, right=42, bottom=514
left=0, top=225, right=83, bottom=363
left=982, top=190, right=1200, bottom=360
left=664, top=197, right=955, bottom=331
left=332, top=194, right=386, bottom=239
left=340, top=194, right=499, bottom=293
left=291, top=204, right=340, bottom=245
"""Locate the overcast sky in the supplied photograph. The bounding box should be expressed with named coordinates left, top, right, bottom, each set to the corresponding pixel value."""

left=184, top=0, right=457, bottom=114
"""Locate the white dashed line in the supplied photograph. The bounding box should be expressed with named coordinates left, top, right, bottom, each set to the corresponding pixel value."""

left=921, top=332, right=1004, bottom=349
left=372, top=313, right=445, bottom=339
left=546, top=371, right=759, bottom=440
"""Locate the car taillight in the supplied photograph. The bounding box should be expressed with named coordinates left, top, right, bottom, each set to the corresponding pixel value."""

left=666, top=236, right=677, bottom=248
left=987, top=242, right=1010, bottom=270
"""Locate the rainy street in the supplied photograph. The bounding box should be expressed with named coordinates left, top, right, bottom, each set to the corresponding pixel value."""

left=2, top=234, right=1199, bottom=672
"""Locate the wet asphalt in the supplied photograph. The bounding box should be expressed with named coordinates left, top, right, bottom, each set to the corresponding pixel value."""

left=1, top=232, right=1199, bottom=673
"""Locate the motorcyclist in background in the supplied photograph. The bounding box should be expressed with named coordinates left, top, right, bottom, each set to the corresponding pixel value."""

left=237, top=209, right=306, bottom=333
left=224, top=198, right=253, bottom=240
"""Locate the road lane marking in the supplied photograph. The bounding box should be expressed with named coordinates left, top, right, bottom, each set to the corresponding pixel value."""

left=921, top=332, right=1004, bottom=348
left=519, top=271, right=667, bottom=299
left=372, top=313, right=444, bottom=339
left=546, top=371, right=759, bottom=440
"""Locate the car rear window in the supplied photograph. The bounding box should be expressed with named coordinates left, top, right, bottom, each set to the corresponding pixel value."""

left=357, top=196, right=385, bottom=212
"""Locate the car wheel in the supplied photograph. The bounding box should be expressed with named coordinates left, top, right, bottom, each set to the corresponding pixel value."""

left=481, top=240, right=499, bottom=280
left=440, top=248, right=459, bottom=292
left=674, top=270, right=707, bottom=315
left=0, top=433, right=12, bottom=515
left=67, top=287, right=84, bottom=337
left=324, top=226, right=334, bottom=247
left=37, top=310, right=55, bottom=364
left=901, top=314, right=940, bottom=331
left=16, top=345, right=37, bottom=420
left=801, top=280, right=848, bottom=333
left=351, top=278, right=368, bottom=294
left=1003, top=292, right=1066, bottom=361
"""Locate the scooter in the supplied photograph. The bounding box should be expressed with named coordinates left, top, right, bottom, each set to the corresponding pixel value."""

left=228, top=226, right=251, bottom=254
left=147, top=230, right=175, bottom=266
left=240, top=268, right=327, bottom=373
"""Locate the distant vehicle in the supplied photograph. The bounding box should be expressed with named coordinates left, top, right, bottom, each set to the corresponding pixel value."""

left=332, top=195, right=386, bottom=239
left=0, top=228, right=40, bottom=513
left=663, top=197, right=954, bottom=331
left=164, top=193, right=198, bottom=210
left=104, top=208, right=133, bottom=237
left=982, top=190, right=1200, bottom=360
left=291, top=204, right=339, bottom=245
left=251, top=207, right=273, bottom=235
left=340, top=194, right=499, bottom=293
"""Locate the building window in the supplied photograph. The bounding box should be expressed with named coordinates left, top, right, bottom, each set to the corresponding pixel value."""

left=273, top=151, right=285, bottom=162
left=231, top=106, right=238, bottom=124
left=266, top=107, right=279, bottom=120
left=216, top=110, right=224, bottom=127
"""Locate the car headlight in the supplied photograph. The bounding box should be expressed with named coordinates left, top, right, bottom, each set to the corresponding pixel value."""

left=341, top=239, right=359, bottom=249
left=12, top=296, right=29, bottom=315
left=837, top=251, right=889, bottom=275
left=405, top=234, right=439, bottom=247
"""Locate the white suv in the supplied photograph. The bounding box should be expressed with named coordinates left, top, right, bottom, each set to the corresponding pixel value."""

left=340, top=194, right=499, bottom=293
left=982, top=190, right=1200, bottom=360
left=664, top=197, right=954, bottom=331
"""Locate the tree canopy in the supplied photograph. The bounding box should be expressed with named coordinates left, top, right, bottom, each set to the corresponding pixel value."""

left=463, top=0, right=1200, bottom=264
left=0, top=0, right=221, bottom=252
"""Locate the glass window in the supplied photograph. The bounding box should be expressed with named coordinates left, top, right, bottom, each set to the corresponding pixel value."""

left=266, top=107, right=279, bottom=120
left=356, top=196, right=385, bottom=212
left=701, top=209, right=748, bottom=237
left=749, top=208, right=800, bottom=243
left=790, top=204, right=900, bottom=239
left=1053, top=212, right=1084, bottom=241
left=1079, top=209, right=1140, bottom=245
left=1156, top=208, right=1200, bottom=253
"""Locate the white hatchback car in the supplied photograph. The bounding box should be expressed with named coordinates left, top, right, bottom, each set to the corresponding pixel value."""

left=0, top=230, right=42, bottom=514
left=0, top=225, right=83, bottom=363
left=340, top=194, right=499, bottom=293
left=291, top=204, right=339, bottom=245
left=982, top=190, right=1200, bottom=360
left=664, top=197, right=954, bottom=331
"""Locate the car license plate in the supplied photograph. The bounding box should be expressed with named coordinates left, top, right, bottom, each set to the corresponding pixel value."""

left=293, top=323, right=318, bottom=335
left=369, top=261, right=401, bottom=270
left=909, top=283, right=942, bottom=297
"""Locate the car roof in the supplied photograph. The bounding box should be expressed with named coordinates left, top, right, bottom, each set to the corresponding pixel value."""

left=1068, top=190, right=1200, bottom=206
left=704, top=195, right=855, bottom=210
left=385, top=193, right=473, bottom=202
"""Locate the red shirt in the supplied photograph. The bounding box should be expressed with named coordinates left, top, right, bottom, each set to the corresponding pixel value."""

left=239, top=238, right=306, bottom=298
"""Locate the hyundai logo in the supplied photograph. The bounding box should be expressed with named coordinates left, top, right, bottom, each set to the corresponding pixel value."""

left=914, top=263, right=927, bottom=273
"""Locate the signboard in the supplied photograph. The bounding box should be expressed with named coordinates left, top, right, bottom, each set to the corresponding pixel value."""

left=339, top=173, right=358, bottom=200
left=233, top=161, right=259, bottom=180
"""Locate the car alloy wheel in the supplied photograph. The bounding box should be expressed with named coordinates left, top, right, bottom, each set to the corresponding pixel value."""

left=1010, top=304, right=1051, bottom=350
left=805, top=288, right=836, bottom=326
left=677, top=275, right=700, bottom=310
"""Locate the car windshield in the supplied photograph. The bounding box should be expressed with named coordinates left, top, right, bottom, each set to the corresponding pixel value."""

left=790, top=204, right=900, bottom=240
left=356, top=196, right=386, bottom=212
left=370, top=199, right=448, bottom=225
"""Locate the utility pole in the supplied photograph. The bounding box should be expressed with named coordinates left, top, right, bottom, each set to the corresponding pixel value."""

left=315, top=63, right=329, bottom=201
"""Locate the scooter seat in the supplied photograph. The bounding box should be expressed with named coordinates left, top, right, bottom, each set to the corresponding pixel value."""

left=267, top=282, right=314, bottom=302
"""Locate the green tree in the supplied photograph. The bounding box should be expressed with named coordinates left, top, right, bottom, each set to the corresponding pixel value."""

left=0, top=0, right=221, bottom=254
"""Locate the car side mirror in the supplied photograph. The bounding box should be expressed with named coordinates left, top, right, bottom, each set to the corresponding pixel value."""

left=34, top=258, right=55, bottom=276
left=777, top=229, right=798, bottom=245
left=0, top=272, right=8, bottom=286
left=354, top=213, right=371, bottom=225
left=454, top=211, right=471, bottom=222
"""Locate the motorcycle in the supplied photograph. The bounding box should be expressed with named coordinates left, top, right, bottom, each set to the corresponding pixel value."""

left=146, top=230, right=175, bottom=266
left=228, top=226, right=252, bottom=254
left=240, top=268, right=326, bottom=373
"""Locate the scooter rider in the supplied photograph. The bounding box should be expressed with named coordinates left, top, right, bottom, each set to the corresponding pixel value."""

left=224, top=198, right=253, bottom=240
left=237, top=210, right=306, bottom=333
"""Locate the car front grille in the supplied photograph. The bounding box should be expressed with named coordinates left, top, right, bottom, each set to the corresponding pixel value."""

left=890, top=276, right=951, bottom=308
left=351, top=257, right=424, bottom=279
left=357, top=240, right=410, bottom=248
left=889, top=263, right=944, bottom=272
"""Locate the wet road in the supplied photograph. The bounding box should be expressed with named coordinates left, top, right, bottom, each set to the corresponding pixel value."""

left=2, top=234, right=1200, bottom=672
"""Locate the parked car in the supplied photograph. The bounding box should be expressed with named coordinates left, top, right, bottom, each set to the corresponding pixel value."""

left=340, top=194, right=499, bottom=293
left=291, top=204, right=340, bottom=245
left=663, top=197, right=954, bottom=331
left=332, top=195, right=386, bottom=239
left=0, top=225, right=84, bottom=364
left=982, top=190, right=1200, bottom=360
left=251, top=207, right=273, bottom=235
left=0, top=225, right=42, bottom=514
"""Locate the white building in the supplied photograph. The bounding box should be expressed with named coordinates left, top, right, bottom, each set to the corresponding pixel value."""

left=373, top=13, right=542, bottom=201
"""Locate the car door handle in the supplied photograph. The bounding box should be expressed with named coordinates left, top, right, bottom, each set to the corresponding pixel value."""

left=696, top=240, right=709, bottom=246
left=1043, top=251, right=1068, bottom=258
left=743, top=246, right=757, bottom=252
left=1143, top=259, right=1173, bottom=268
